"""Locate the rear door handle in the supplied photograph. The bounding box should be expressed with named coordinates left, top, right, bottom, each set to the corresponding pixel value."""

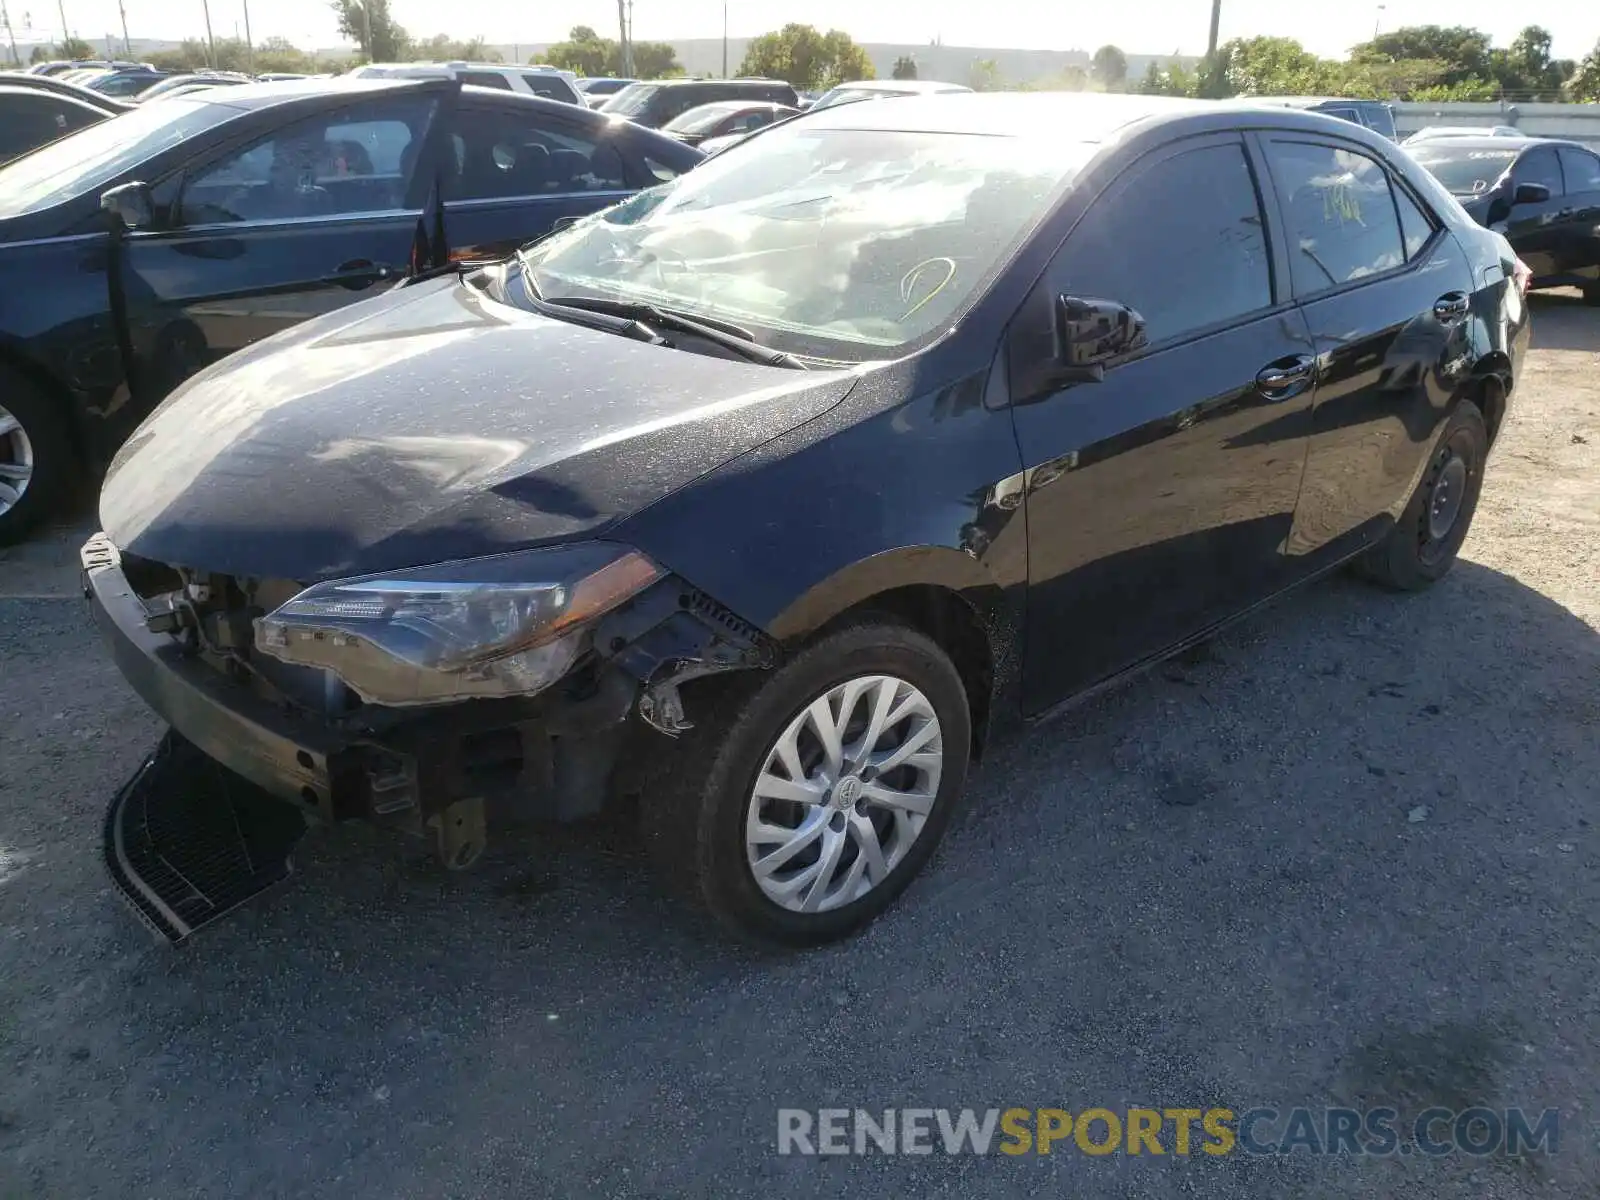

left=1255, top=354, right=1315, bottom=401
left=327, top=259, right=394, bottom=289
left=1433, top=291, right=1469, bottom=323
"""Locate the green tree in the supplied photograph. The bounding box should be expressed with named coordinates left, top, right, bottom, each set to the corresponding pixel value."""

left=1569, top=39, right=1600, bottom=101
left=1137, top=59, right=1197, bottom=97
left=631, top=42, right=683, bottom=78
left=1090, top=45, right=1127, bottom=91
left=413, top=34, right=502, bottom=63
left=738, top=24, right=874, bottom=89
left=256, top=36, right=316, bottom=73
left=968, top=58, right=1002, bottom=92
left=544, top=25, right=679, bottom=78
left=1217, top=36, right=1333, bottom=96
left=545, top=25, right=611, bottom=76
left=1350, top=24, right=1491, bottom=87
left=331, top=0, right=410, bottom=62
left=57, top=36, right=95, bottom=60
left=1489, top=25, right=1568, bottom=98
left=892, top=55, right=918, bottom=80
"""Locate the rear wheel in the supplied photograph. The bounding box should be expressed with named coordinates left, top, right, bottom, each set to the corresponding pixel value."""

left=1355, top=400, right=1487, bottom=591
left=641, top=621, right=972, bottom=947
left=0, top=367, right=76, bottom=546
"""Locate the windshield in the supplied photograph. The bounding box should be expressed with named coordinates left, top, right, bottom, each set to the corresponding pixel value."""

left=0, top=97, right=239, bottom=215
left=664, top=105, right=742, bottom=135
left=518, top=124, right=1094, bottom=362
left=1409, top=145, right=1519, bottom=195
left=601, top=83, right=659, bottom=117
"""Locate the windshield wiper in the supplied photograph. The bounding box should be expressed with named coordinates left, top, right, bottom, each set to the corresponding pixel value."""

left=543, top=295, right=809, bottom=370
left=510, top=251, right=665, bottom=346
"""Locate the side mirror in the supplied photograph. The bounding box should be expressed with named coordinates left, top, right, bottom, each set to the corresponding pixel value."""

left=1512, top=181, right=1551, bottom=206
left=101, top=181, right=154, bottom=234
left=1053, top=294, right=1149, bottom=383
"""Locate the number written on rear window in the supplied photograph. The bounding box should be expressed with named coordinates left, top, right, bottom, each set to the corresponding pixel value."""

left=1263, top=140, right=1406, bottom=295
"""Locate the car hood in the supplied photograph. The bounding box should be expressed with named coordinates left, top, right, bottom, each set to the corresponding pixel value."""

left=101, top=273, right=858, bottom=582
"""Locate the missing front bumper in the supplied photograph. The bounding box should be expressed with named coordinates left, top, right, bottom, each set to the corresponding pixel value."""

left=105, top=731, right=308, bottom=943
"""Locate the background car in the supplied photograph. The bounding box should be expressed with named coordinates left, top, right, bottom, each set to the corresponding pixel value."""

left=85, top=92, right=1527, bottom=947
left=575, top=76, right=636, bottom=107
left=1404, top=124, right=1522, bottom=144
left=1408, top=136, right=1600, bottom=302
left=85, top=68, right=169, bottom=98
left=0, top=76, right=701, bottom=542
left=0, top=71, right=134, bottom=113
left=1244, top=95, right=1398, bottom=140
left=29, top=59, right=146, bottom=78
left=135, top=72, right=253, bottom=103
left=807, top=78, right=973, bottom=110
left=599, top=78, right=799, bottom=127
left=0, top=82, right=110, bottom=163
left=349, top=62, right=583, bottom=105
left=659, top=100, right=799, bottom=147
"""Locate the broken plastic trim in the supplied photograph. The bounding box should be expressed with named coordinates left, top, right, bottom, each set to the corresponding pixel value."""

left=595, top=582, right=778, bottom=737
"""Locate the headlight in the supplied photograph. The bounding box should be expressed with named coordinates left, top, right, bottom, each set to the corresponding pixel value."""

left=254, top=543, right=663, bottom=707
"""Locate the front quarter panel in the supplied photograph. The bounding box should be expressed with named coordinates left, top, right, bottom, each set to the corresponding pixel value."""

left=612, top=358, right=1030, bottom=710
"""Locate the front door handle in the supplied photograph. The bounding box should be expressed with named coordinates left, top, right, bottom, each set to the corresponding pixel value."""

left=1433, top=291, right=1470, bottom=323
left=327, top=259, right=394, bottom=289
left=1255, top=354, right=1315, bottom=401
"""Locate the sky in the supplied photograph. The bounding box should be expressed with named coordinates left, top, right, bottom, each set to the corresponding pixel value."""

left=10, top=0, right=1596, bottom=61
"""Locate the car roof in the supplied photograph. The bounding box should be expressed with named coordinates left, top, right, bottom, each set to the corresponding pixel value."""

left=0, top=83, right=105, bottom=105
left=827, top=79, right=971, bottom=94
left=798, top=90, right=1214, bottom=138
left=194, top=76, right=430, bottom=110
left=1247, top=95, right=1388, bottom=108
left=651, top=77, right=791, bottom=89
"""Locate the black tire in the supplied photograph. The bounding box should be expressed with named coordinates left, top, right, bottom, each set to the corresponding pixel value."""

left=641, top=620, right=972, bottom=948
left=1583, top=284, right=1600, bottom=308
left=1355, top=400, right=1487, bottom=592
left=0, top=365, right=77, bottom=547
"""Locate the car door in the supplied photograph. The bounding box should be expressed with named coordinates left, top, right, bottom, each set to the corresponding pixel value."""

left=441, top=99, right=638, bottom=261
left=114, top=87, right=453, bottom=404
left=1503, top=144, right=1567, bottom=281
left=1008, top=133, right=1316, bottom=712
left=1258, top=134, right=1480, bottom=567
left=1554, top=146, right=1600, bottom=285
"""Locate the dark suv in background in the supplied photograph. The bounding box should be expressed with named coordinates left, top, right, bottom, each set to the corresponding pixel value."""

left=1247, top=96, right=1398, bottom=141
left=600, top=78, right=800, bottom=128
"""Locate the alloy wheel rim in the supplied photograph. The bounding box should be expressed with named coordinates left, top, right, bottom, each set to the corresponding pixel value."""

left=0, top=403, right=34, bottom=516
left=745, top=674, right=944, bottom=915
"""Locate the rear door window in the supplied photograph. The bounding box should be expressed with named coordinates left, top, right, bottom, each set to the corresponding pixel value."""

left=1263, top=139, right=1407, bottom=296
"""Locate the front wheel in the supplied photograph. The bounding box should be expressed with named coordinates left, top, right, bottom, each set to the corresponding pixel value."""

left=0, top=367, right=76, bottom=546
left=642, top=621, right=972, bottom=947
left=1355, top=399, right=1487, bottom=591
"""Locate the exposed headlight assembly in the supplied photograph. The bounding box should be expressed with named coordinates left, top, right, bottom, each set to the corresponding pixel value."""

left=254, top=543, right=663, bottom=707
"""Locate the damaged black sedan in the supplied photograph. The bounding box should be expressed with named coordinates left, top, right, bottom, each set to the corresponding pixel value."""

left=86, top=93, right=1529, bottom=946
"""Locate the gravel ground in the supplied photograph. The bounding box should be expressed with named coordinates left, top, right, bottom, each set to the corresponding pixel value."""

left=1, top=294, right=1597, bottom=1199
